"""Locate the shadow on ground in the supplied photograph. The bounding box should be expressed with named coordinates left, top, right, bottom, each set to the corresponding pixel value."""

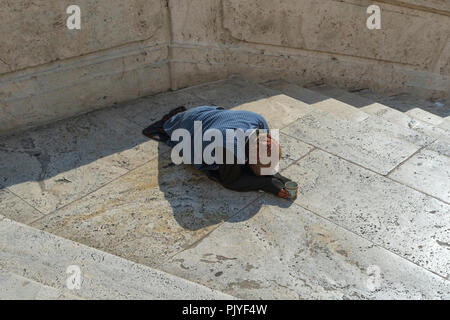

left=0, top=80, right=293, bottom=233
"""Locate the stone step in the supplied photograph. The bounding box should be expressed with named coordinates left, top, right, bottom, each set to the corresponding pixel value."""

left=406, top=108, right=445, bottom=127
left=1, top=77, right=448, bottom=300
left=309, top=84, right=449, bottom=125
left=308, top=85, right=450, bottom=158
left=265, top=81, right=449, bottom=157
left=280, top=150, right=450, bottom=279
left=281, top=109, right=420, bottom=175
left=162, top=196, right=450, bottom=299
left=0, top=216, right=234, bottom=300
left=305, top=84, right=450, bottom=136
left=264, top=80, right=370, bottom=122
left=0, top=268, right=79, bottom=300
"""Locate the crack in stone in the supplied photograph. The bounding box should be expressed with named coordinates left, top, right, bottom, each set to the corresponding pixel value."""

left=436, top=240, right=450, bottom=248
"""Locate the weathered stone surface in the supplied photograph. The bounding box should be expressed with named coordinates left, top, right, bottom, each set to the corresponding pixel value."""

left=282, top=149, right=450, bottom=277
left=2, top=0, right=450, bottom=135
left=279, top=133, right=314, bottom=170
left=0, top=106, right=169, bottom=214
left=362, top=102, right=449, bottom=140
left=330, top=89, right=450, bottom=149
left=282, top=110, right=420, bottom=174
left=311, top=99, right=369, bottom=123
left=31, top=153, right=261, bottom=267
left=428, top=139, right=450, bottom=158
left=189, top=78, right=274, bottom=108
left=272, top=82, right=434, bottom=147
left=407, top=108, right=445, bottom=126
left=0, top=218, right=234, bottom=299
left=0, top=46, right=170, bottom=135
left=223, top=0, right=450, bottom=69
left=2, top=77, right=449, bottom=299
left=389, top=149, right=450, bottom=203
left=0, top=269, right=78, bottom=300
left=0, top=0, right=167, bottom=73
left=171, top=50, right=229, bottom=90
left=438, top=119, right=450, bottom=131
left=355, top=89, right=450, bottom=118
left=0, top=189, right=43, bottom=224
left=302, top=85, right=369, bottom=122
left=234, top=95, right=312, bottom=129
left=116, top=90, right=209, bottom=128
left=162, top=198, right=450, bottom=299
left=265, top=80, right=330, bottom=105
left=169, top=0, right=222, bottom=44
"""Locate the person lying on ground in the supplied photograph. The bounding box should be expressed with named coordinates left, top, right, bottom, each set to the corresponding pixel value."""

left=143, top=105, right=293, bottom=199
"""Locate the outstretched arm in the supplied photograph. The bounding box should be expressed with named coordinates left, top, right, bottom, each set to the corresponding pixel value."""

left=217, top=163, right=290, bottom=198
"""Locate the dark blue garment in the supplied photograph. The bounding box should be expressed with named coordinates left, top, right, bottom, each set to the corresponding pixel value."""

left=163, top=106, right=269, bottom=171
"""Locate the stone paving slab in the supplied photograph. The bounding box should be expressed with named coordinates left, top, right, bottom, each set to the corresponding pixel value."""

left=272, top=83, right=437, bottom=146
left=438, top=119, right=450, bottom=132
left=308, top=85, right=450, bottom=138
left=116, top=90, right=210, bottom=128
left=190, top=78, right=275, bottom=108
left=162, top=198, right=450, bottom=299
left=407, top=108, right=445, bottom=126
left=282, top=110, right=420, bottom=175
left=30, top=132, right=312, bottom=268
left=282, top=149, right=450, bottom=278
left=264, top=80, right=329, bottom=105
left=0, top=269, right=78, bottom=300
left=2, top=78, right=449, bottom=299
left=279, top=133, right=314, bottom=170
left=359, top=113, right=433, bottom=147
left=0, top=189, right=43, bottom=224
left=30, top=152, right=260, bottom=268
left=362, top=103, right=450, bottom=142
left=0, top=218, right=233, bottom=300
left=428, top=139, right=450, bottom=158
left=0, top=106, right=170, bottom=214
left=354, top=90, right=450, bottom=119
left=311, top=99, right=370, bottom=122
left=233, top=95, right=313, bottom=129
left=389, top=149, right=450, bottom=203
left=265, top=81, right=369, bottom=122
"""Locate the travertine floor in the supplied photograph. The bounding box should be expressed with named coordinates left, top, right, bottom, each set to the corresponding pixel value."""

left=0, top=78, right=449, bottom=299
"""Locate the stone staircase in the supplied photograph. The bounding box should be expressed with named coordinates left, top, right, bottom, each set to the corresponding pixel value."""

left=0, top=77, right=449, bottom=299
left=0, top=215, right=234, bottom=299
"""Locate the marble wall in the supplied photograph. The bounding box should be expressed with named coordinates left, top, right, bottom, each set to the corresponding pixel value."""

left=1, top=0, right=449, bottom=135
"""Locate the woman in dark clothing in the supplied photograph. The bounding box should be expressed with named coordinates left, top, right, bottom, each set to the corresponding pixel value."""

left=143, top=106, right=292, bottom=199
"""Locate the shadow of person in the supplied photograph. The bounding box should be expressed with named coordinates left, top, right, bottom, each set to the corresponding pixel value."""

left=155, top=142, right=293, bottom=231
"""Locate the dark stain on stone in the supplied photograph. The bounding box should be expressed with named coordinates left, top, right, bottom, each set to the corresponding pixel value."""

left=216, top=255, right=237, bottom=261
left=228, top=280, right=261, bottom=290
left=245, top=263, right=255, bottom=271
left=215, top=271, right=223, bottom=277
left=200, top=259, right=217, bottom=264
left=55, top=178, right=71, bottom=184
left=436, top=240, right=450, bottom=248
left=162, top=163, right=176, bottom=169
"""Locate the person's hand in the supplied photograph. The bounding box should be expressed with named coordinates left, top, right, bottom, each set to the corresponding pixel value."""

left=278, top=188, right=290, bottom=199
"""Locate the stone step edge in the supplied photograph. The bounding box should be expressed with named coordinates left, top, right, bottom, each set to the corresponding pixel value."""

left=262, top=80, right=449, bottom=143
left=0, top=216, right=235, bottom=300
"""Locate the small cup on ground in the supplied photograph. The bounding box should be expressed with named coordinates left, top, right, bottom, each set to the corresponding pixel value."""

left=284, top=181, right=298, bottom=200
